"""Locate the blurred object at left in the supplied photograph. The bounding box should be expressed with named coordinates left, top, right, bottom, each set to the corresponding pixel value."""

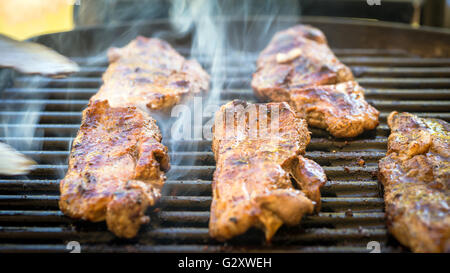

left=0, top=142, right=36, bottom=176
left=0, top=34, right=79, bottom=77
left=0, top=0, right=75, bottom=41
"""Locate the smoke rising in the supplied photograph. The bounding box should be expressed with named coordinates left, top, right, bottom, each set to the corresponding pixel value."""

left=167, top=0, right=300, bottom=171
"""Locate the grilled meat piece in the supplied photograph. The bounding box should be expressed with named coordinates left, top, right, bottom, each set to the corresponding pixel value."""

left=252, top=25, right=379, bottom=138
left=210, top=100, right=327, bottom=241
left=60, top=100, right=169, bottom=238
left=378, top=111, right=450, bottom=252
left=92, top=36, right=209, bottom=111
left=252, top=25, right=353, bottom=100
left=289, top=81, right=379, bottom=138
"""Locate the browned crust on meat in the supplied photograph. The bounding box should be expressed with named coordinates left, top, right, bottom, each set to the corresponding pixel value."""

left=210, top=100, right=327, bottom=241
left=251, top=24, right=379, bottom=138
left=378, top=111, right=450, bottom=252
left=59, top=100, right=170, bottom=238
left=91, top=36, right=209, bottom=111
left=289, top=81, right=379, bottom=138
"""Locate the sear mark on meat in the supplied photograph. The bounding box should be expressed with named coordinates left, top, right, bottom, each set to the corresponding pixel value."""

left=59, top=100, right=170, bottom=238
left=289, top=81, right=379, bottom=138
left=252, top=24, right=379, bottom=138
left=91, top=36, right=209, bottom=111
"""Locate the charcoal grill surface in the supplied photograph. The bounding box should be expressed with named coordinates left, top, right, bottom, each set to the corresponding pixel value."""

left=0, top=17, right=449, bottom=253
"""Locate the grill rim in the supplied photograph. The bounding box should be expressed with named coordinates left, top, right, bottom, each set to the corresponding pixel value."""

left=28, top=16, right=450, bottom=58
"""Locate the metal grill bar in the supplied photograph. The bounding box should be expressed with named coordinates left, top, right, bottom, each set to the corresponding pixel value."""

left=0, top=151, right=384, bottom=165
left=0, top=211, right=385, bottom=225
left=0, top=227, right=388, bottom=245
left=0, top=244, right=388, bottom=253
left=51, top=66, right=450, bottom=78
left=0, top=180, right=380, bottom=198
left=10, top=77, right=450, bottom=89
left=0, top=195, right=384, bottom=210
left=3, top=88, right=450, bottom=101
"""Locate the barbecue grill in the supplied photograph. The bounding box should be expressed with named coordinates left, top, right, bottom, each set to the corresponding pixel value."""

left=0, top=17, right=449, bottom=253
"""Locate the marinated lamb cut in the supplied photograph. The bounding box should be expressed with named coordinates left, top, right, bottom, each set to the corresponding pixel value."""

left=58, top=36, right=209, bottom=238
left=59, top=100, right=170, bottom=238
left=91, top=36, right=209, bottom=111
left=289, top=81, right=379, bottom=138
left=210, top=100, right=327, bottom=241
left=378, top=111, right=450, bottom=253
left=252, top=24, right=379, bottom=138
left=252, top=25, right=353, bottom=98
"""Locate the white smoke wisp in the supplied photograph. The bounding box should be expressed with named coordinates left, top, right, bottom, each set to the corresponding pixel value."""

left=167, top=0, right=300, bottom=142
left=170, top=0, right=226, bottom=104
left=0, top=68, right=46, bottom=176
left=169, top=0, right=301, bottom=134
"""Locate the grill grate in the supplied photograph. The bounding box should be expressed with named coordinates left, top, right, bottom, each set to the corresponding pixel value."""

left=0, top=44, right=449, bottom=253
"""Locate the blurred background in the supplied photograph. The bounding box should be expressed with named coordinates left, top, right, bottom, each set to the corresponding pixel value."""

left=0, top=0, right=450, bottom=41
